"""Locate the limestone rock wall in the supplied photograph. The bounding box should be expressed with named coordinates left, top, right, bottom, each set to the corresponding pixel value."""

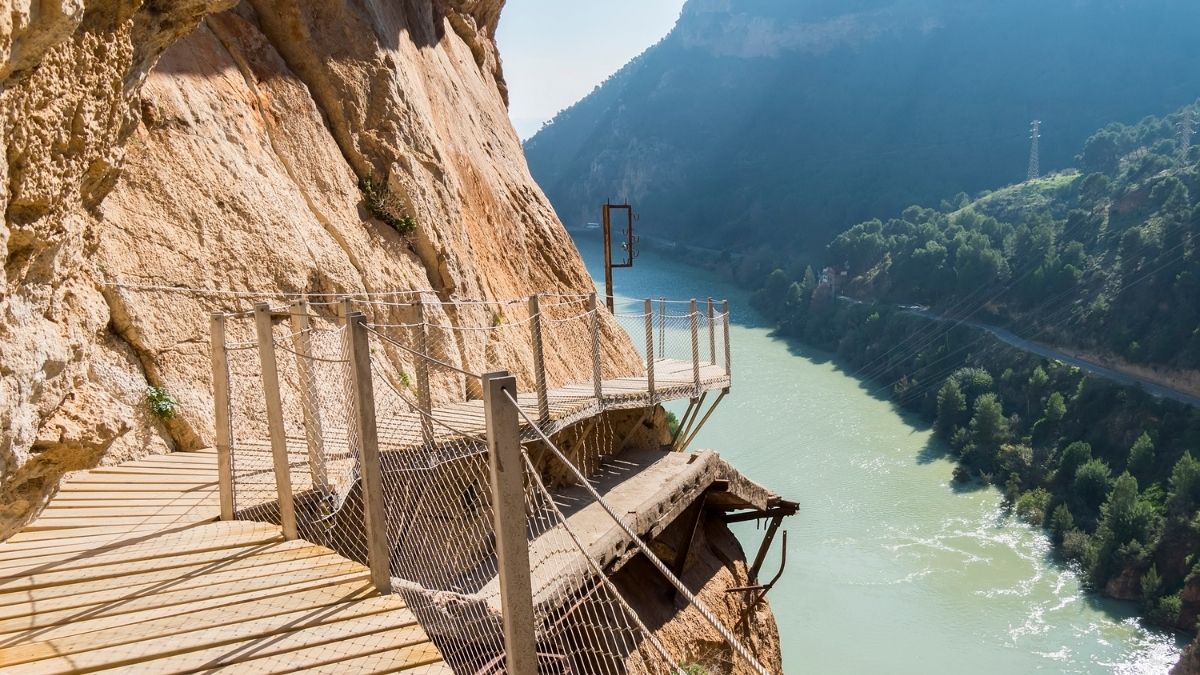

left=0, top=0, right=639, bottom=539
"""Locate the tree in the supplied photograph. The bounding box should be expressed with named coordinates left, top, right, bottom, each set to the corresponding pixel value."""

left=969, top=393, right=1009, bottom=450
left=1044, top=392, right=1067, bottom=422
left=1167, top=453, right=1200, bottom=518
left=1050, top=504, right=1075, bottom=544
left=1073, top=458, right=1113, bottom=518
left=936, top=379, right=967, bottom=436
left=1092, top=473, right=1160, bottom=580
left=1058, top=441, right=1092, bottom=483
left=1081, top=131, right=1121, bottom=175
left=1128, top=432, right=1155, bottom=479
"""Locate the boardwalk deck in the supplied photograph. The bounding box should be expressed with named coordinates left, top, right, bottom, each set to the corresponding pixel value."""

left=0, top=449, right=448, bottom=674
left=0, top=354, right=736, bottom=673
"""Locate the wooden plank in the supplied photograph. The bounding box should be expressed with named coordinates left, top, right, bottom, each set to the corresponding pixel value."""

left=0, top=540, right=319, bottom=593
left=23, top=515, right=225, bottom=531
left=37, top=505, right=215, bottom=518
left=0, top=597, right=409, bottom=671
left=0, top=575, right=380, bottom=646
left=190, top=623, right=432, bottom=674
left=81, top=608, right=427, bottom=675
left=0, top=565, right=367, bottom=625
left=0, top=540, right=336, bottom=595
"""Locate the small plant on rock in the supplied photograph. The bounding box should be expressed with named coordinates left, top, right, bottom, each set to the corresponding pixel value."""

left=359, top=176, right=416, bottom=235
left=145, top=385, right=179, bottom=421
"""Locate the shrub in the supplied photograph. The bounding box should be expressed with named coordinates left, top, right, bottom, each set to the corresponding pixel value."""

left=1061, top=529, right=1095, bottom=566
left=665, top=410, right=681, bottom=436
left=1147, top=593, right=1182, bottom=627
left=359, top=176, right=416, bottom=235
left=1015, top=488, right=1051, bottom=526
left=145, top=386, right=179, bottom=421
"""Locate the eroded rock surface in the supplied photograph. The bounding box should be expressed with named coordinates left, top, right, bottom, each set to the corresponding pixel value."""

left=1, top=0, right=641, bottom=539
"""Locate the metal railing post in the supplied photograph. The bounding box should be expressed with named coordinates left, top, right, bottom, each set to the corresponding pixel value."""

left=589, top=293, right=602, bottom=402
left=643, top=298, right=656, bottom=401
left=723, top=299, right=732, bottom=379
left=707, top=297, right=717, bottom=366
left=482, top=371, right=538, bottom=674
left=290, top=300, right=330, bottom=493
left=528, top=294, right=549, bottom=423
left=690, top=298, right=701, bottom=395
left=658, top=297, right=666, bottom=359
left=210, top=314, right=235, bottom=521
left=414, top=300, right=435, bottom=445
left=347, top=312, right=392, bottom=594
left=253, top=303, right=298, bottom=540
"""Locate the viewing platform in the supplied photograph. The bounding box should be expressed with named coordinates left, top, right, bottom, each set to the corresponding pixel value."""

left=1, top=291, right=791, bottom=675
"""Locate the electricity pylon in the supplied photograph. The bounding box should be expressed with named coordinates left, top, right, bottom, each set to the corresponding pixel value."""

left=1027, top=120, right=1042, bottom=180
left=1178, top=110, right=1195, bottom=157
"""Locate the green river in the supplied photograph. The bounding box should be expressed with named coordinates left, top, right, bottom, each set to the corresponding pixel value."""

left=575, top=233, right=1187, bottom=674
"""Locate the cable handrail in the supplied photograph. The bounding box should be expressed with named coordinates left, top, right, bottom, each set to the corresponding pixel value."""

left=500, top=389, right=768, bottom=675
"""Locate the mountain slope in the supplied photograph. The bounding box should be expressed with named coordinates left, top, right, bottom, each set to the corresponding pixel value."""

left=525, top=0, right=1200, bottom=256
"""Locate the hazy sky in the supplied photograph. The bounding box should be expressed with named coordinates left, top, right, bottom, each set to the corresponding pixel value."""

left=496, top=1, right=687, bottom=140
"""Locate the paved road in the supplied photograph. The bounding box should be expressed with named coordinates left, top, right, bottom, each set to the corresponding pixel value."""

left=902, top=307, right=1200, bottom=409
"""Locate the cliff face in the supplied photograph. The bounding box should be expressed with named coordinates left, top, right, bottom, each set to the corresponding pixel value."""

left=1, top=2, right=784, bottom=669
left=0, top=0, right=639, bottom=539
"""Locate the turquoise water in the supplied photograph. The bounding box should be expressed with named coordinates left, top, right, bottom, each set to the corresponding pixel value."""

left=574, top=233, right=1186, bottom=674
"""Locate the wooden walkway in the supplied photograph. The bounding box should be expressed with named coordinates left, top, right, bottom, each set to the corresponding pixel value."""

left=0, top=449, right=448, bottom=674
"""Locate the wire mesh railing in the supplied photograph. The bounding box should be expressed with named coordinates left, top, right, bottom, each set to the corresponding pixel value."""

left=208, top=291, right=741, bottom=673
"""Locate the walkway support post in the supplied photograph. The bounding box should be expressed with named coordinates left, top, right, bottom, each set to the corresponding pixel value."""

left=414, top=300, right=435, bottom=445
left=708, top=297, right=717, bottom=365
left=589, top=293, right=602, bottom=402
left=254, top=303, right=298, bottom=540
left=723, top=299, right=732, bottom=380
left=690, top=298, right=702, bottom=395
left=658, top=297, right=666, bottom=359
left=483, top=371, right=538, bottom=674
left=210, top=314, right=235, bottom=521
left=290, top=300, right=330, bottom=493
left=347, top=312, right=392, bottom=594
left=528, top=294, right=550, bottom=424
left=643, top=299, right=656, bottom=401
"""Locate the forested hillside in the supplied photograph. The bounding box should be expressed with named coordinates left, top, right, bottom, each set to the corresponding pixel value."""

left=752, top=104, right=1200, bottom=632
left=526, top=0, right=1200, bottom=257
left=810, top=104, right=1199, bottom=370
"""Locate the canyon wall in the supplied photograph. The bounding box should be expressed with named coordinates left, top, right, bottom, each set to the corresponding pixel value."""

left=1, top=2, right=782, bottom=669
left=1, top=0, right=639, bottom=539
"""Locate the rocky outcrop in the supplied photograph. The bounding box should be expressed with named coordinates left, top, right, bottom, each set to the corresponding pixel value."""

left=1, top=0, right=239, bottom=539
left=1, top=0, right=641, bottom=539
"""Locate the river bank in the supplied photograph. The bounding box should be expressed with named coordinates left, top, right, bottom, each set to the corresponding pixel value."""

left=573, top=231, right=1187, bottom=673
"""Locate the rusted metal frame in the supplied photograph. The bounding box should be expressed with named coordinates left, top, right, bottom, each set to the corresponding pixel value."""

left=747, top=514, right=785, bottom=582
left=672, top=392, right=707, bottom=449
left=728, top=530, right=789, bottom=632
left=677, top=389, right=728, bottom=453
left=723, top=504, right=800, bottom=524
